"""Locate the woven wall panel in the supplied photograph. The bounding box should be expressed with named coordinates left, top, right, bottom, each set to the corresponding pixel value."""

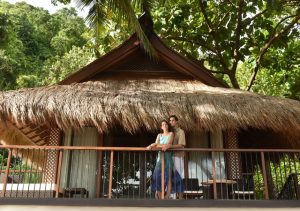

left=43, top=128, right=61, bottom=183
left=224, top=130, right=242, bottom=179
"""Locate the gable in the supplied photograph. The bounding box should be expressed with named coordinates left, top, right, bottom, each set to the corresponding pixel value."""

left=90, top=49, right=194, bottom=81
left=60, top=32, right=226, bottom=87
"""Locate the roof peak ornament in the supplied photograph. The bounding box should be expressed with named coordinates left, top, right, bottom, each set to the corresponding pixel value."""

left=138, top=12, right=154, bottom=37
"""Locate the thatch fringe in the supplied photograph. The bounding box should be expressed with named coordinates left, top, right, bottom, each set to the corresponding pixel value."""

left=0, top=80, right=299, bottom=140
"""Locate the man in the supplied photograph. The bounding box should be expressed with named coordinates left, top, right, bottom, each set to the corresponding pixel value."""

left=163, top=115, right=186, bottom=199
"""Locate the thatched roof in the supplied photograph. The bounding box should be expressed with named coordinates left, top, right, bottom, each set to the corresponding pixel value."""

left=0, top=80, right=299, bottom=141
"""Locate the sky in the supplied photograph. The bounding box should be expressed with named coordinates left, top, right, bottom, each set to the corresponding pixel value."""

left=5, top=0, right=88, bottom=18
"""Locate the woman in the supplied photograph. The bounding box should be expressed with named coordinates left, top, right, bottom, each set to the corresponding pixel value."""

left=147, top=120, right=184, bottom=199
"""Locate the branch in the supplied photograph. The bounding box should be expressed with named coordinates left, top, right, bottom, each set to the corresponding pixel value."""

left=199, top=1, right=230, bottom=74
left=242, top=9, right=268, bottom=27
left=247, top=14, right=300, bottom=90
left=162, top=36, right=217, bottom=53
left=215, top=11, right=231, bottom=29
left=231, top=0, right=244, bottom=83
left=224, top=0, right=235, bottom=7
left=163, top=36, right=228, bottom=74
left=270, top=14, right=298, bottom=38
left=172, top=46, right=227, bottom=74
left=179, top=48, right=227, bottom=74
left=209, top=70, right=228, bottom=74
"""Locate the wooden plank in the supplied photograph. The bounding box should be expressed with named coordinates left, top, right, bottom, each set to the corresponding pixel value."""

left=24, top=128, right=47, bottom=136
left=29, top=131, right=49, bottom=140
left=21, top=127, right=32, bottom=134
left=96, top=132, right=103, bottom=198
left=0, top=145, right=300, bottom=152
left=161, top=151, right=165, bottom=200
left=260, top=152, right=269, bottom=200
left=92, top=71, right=192, bottom=81
left=0, top=170, right=43, bottom=173
left=1, top=198, right=300, bottom=206
left=184, top=151, right=189, bottom=179
left=55, top=150, right=63, bottom=198
left=39, top=132, right=50, bottom=140
left=108, top=151, right=114, bottom=199
left=35, top=140, right=46, bottom=146
left=32, top=136, right=42, bottom=142
left=212, top=153, right=217, bottom=200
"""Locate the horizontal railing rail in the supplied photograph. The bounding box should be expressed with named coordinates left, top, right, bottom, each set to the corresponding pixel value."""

left=0, top=145, right=299, bottom=200
left=1, top=145, right=300, bottom=152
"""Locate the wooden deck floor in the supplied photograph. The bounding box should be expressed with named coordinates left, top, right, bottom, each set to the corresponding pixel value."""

left=1, top=206, right=300, bottom=211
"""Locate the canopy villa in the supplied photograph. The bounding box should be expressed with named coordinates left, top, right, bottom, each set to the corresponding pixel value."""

left=0, top=14, right=299, bottom=205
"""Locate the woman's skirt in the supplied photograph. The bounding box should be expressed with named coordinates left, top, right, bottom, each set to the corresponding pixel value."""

left=151, top=161, right=185, bottom=193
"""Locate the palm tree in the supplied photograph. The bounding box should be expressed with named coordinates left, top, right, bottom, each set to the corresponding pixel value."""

left=52, top=0, right=159, bottom=57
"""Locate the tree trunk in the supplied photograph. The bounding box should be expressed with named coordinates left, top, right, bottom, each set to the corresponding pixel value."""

left=228, top=73, right=240, bottom=89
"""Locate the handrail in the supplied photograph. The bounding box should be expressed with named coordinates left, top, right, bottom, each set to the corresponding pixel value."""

left=0, top=145, right=299, bottom=200
left=0, top=170, right=43, bottom=173
left=0, top=145, right=300, bottom=152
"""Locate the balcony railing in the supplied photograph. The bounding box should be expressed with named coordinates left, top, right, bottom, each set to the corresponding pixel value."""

left=0, top=145, right=299, bottom=200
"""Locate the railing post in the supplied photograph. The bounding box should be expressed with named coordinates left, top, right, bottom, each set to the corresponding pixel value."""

left=139, top=151, right=146, bottom=198
left=96, top=150, right=103, bottom=198
left=260, top=151, right=269, bottom=200
left=184, top=151, right=189, bottom=179
left=212, top=152, right=217, bottom=200
left=161, top=151, right=165, bottom=200
left=55, top=150, right=63, bottom=198
left=108, top=151, right=114, bottom=199
left=1, top=149, right=12, bottom=197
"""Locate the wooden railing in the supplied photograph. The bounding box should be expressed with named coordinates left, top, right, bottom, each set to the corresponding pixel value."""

left=0, top=145, right=299, bottom=200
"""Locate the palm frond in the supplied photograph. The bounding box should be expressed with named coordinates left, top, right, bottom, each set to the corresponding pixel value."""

left=114, top=0, right=156, bottom=57
left=73, top=0, right=157, bottom=57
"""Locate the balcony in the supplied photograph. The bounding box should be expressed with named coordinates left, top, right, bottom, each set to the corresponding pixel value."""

left=0, top=145, right=299, bottom=201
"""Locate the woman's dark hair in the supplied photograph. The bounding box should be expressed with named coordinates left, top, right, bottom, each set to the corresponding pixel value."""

left=169, top=115, right=179, bottom=121
left=160, top=120, right=172, bottom=133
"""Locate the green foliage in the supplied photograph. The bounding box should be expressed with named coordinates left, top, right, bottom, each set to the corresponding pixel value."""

left=41, top=46, right=95, bottom=85
left=253, top=167, right=265, bottom=199
left=49, top=8, right=87, bottom=56
left=150, top=0, right=300, bottom=98
left=0, top=149, right=42, bottom=183
left=0, top=1, right=89, bottom=90
left=253, top=155, right=300, bottom=199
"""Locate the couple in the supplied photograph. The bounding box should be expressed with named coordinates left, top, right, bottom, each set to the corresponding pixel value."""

left=147, top=115, right=186, bottom=199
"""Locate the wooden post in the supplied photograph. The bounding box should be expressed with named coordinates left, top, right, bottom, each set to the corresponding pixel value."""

left=96, top=151, right=103, bottom=198
left=55, top=150, right=63, bottom=198
left=139, top=151, right=146, bottom=198
left=294, top=174, right=300, bottom=200
left=161, top=151, right=165, bottom=200
left=260, top=152, right=269, bottom=200
left=108, top=151, right=114, bottom=199
left=212, top=152, right=217, bottom=200
left=96, top=132, right=103, bottom=198
left=1, top=149, right=12, bottom=197
left=184, top=151, right=189, bottom=179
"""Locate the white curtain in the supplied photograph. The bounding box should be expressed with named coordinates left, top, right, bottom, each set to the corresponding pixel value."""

left=60, top=127, right=98, bottom=198
left=187, top=130, right=225, bottom=183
